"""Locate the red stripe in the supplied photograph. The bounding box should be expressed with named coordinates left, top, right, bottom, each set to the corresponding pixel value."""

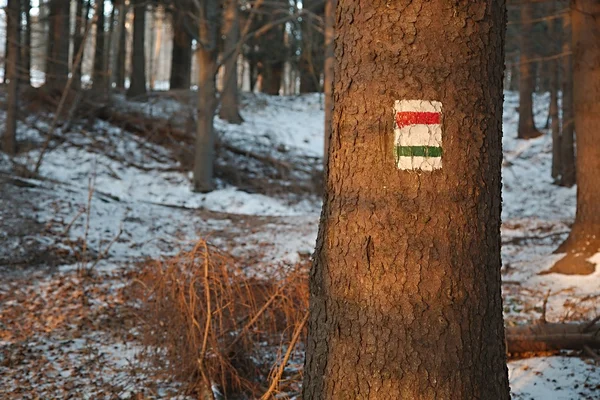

left=395, top=111, right=440, bottom=129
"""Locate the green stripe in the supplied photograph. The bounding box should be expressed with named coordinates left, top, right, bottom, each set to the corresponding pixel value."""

left=395, top=146, right=442, bottom=158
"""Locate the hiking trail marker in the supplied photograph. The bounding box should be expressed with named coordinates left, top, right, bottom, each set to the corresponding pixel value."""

left=394, top=100, right=443, bottom=171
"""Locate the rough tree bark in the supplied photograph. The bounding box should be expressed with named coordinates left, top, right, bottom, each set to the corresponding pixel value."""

left=550, top=0, right=600, bottom=275
left=194, top=0, right=220, bottom=192
left=92, top=0, right=107, bottom=92
left=219, top=0, right=243, bottom=124
left=322, top=0, right=335, bottom=168
left=560, top=10, right=576, bottom=188
left=169, top=10, right=193, bottom=90
left=127, top=0, right=147, bottom=99
left=45, top=0, right=70, bottom=91
left=3, top=0, right=20, bottom=155
left=303, top=1, right=510, bottom=399
left=21, top=0, right=31, bottom=85
left=517, top=2, right=542, bottom=139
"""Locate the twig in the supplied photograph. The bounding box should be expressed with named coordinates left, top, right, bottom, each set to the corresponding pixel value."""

left=197, top=240, right=215, bottom=400
left=583, top=316, right=600, bottom=333
left=540, top=289, right=551, bottom=324
left=260, top=311, right=309, bottom=400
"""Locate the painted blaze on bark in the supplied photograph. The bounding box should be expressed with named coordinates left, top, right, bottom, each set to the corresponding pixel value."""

left=303, top=1, right=510, bottom=399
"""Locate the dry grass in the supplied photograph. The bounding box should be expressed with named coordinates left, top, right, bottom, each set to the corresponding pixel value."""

left=132, top=240, right=309, bottom=399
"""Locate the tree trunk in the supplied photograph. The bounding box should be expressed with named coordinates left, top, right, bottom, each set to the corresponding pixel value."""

left=72, top=0, right=85, bottom=90
left=517, top=2, right=542, bottom=139
left=299, top=0, right=324, bottom=94
left=560, top=10, right=576, bottom=188
left=552, top=0, right=600, bottom=274
left=115, top=0, right=127, bottom=90
left=127, top=0, right=147, bottom=99
left=45, top=0, right=70, bottom=91
left=262, top=61, right=283, bottom=95
left=3, top=0, right=20, bottom=156
left=322, top=0, right=335, bottom=169
left=509, top=59, right=519, bottom=91
left=302, top=1, right=510, bottom=399
left=194, top=0, right=219, bottom=192
left=550, top=1, right=561, bottom=182
left=506, top=322, right=600, bottom=354
left=169, top=11, right=192, bottom=90
left=21, top=0, right=31, bottom=85
left=219, top=0, right=243, bottom=124
left=92, top=0, right=107, bottom=92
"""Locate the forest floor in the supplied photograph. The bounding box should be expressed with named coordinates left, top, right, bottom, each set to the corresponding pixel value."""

left=0, top=90, right=599, bottom=399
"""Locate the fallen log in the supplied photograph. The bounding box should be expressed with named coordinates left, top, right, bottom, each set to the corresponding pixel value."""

left=506, top=320, right=600, bottom=354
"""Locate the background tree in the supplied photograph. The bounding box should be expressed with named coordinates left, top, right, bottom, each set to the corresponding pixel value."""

left=550, top=0, right=600, bottom=275
left=194, top=0, right=220, bottom=192
left=45, top=0, right=71, bottom=91
left=21, top=0, right=31, bottom=85
left=560, top=7, right=576, bottom=187
left=114, top=0, right=127, bottom=90
left=92, top=0, right=107, bottom=92
left=219, top=0, right=243, bottom=124
left=298, top=0, right=324, bottom=93
left=169, top=8, right=193, bottom=90
left=128, top=0, right=147, bottom=98
left=3, top=0, right=20, bottom=156
left=550, top=0, right=561, bottom=181
left=518, top=1, right=543, bottom=139
left=303, top=0, right=510, bottom=398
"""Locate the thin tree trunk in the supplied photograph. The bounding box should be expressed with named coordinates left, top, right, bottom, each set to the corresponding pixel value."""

left=106, top=1, right=116, bottom=88
left=72, top=0, right=85, bottom=90
left=115, top=0, right=127, bottom=90
left=3, top=0, right=20, bottom=155
left=219, top=0, right=243, bottom=124
left=92, top=0, right=106, bottom=92
left=518, top=2, right=542, bottom=139
left=21, top=0, right=31, bottom=85
left=169, top=10, right=192, bottom=90
left=303, top=1, right=510, bottom=399
left=509, top=59, right=519, bottom=91
left=322, top=0, right=335, bottom=169
left=152, top=8, right=163, bottom=91
left=45, top=0, right=70, bottom=91
left=552, top=0, right=600, bottom=272
left=560, top=10, right=576, bottom=188
left=550, top=1, right=561, bottom=182
left=194, top=0, right=220, bottom=192
left=127, top=0, right=147, bottom=99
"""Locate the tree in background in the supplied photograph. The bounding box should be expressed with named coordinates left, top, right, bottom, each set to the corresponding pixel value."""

left=551, top=0, right=600, bottom=275
left=114, top=0, right=127, bottom=90
left=45, top=0, right=70, bottom=91
left=21, top=0, right=31, bottom=86
left=194, top=0, right=220, bottom=192
left=219, top=0, right=243, bottom=124
left=128, top=0, right=147, bottom=98
left=92, top=0, right=107, bottom=92
left=3, top=0, right=20, bottom=155
left=169, top=8, right=193, bottom=90
left=518, top=1, right=543, bottom=139
left=298, top=0, right=324, bottom=93
left=550, top=1, right=561, bottom=182
left=560, top=6, right=576, bottom=187
left=303, top=0, right=509, bottom=398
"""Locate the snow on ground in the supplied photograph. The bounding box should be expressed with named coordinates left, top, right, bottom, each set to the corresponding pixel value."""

left=1, top=91, right=599, bottom=398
